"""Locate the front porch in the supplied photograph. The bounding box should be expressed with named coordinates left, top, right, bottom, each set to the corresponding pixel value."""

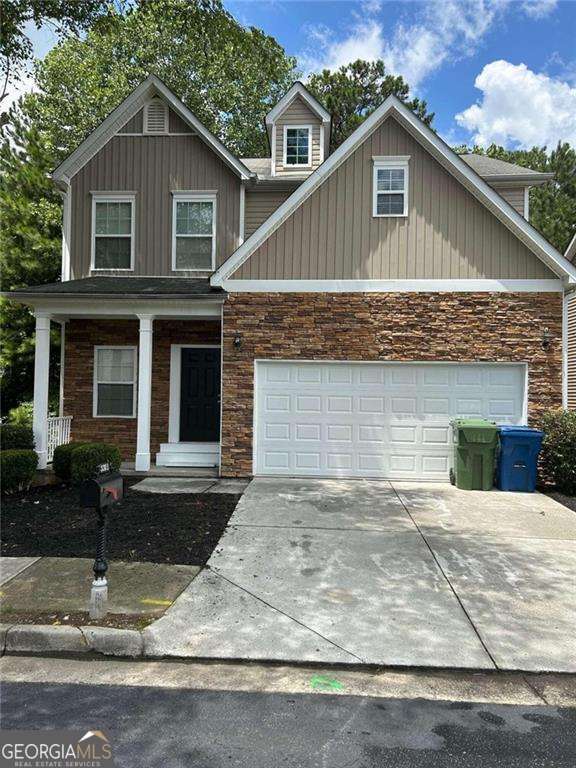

left=19, top=278, right=225, bottom=472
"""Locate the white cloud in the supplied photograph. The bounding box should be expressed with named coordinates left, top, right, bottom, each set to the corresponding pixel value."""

left=456, top=60, right=576, bottom=147
left=301, top=0, right=505, bottom=86
left=521, top=0, right=558, bottom=19
left=299, top=0, right=561, bottom=89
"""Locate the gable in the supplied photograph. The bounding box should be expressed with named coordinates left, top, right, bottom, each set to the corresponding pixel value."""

left=53, top=75, right=251, bottom=183
left=232, top=115, right=556, bottom=280
left=118, top=104, right=194, bottom=135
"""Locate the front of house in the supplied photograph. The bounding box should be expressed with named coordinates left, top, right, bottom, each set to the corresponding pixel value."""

left=8, top=76, right=576, bottom=479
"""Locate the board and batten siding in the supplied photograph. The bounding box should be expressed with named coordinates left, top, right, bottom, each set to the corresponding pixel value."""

left=245, top=189, right=294, bottom=238
left=274, top=96, right=323, bottom=177
left=568, top=292, right=576, bottom=410
left=118, top=107, right=193, bottom=135
left=496, top=187, right=527, bottom=218
left=235, top=115, right=555, bottom=280
left=70, top=134, right=240, bottom=278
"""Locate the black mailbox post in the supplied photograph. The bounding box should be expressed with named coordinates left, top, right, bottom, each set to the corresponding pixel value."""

left=80, top=467, right=124, bottom=619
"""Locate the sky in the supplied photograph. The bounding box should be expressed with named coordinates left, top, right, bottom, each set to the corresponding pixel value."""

left=11, top=0, right=576, bottom=149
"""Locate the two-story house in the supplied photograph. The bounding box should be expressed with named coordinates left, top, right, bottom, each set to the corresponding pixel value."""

left=7, top=75, right=576, bottom=478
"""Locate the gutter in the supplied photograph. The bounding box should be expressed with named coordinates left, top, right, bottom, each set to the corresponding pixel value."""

left=2, top=292, right=226, bottom=301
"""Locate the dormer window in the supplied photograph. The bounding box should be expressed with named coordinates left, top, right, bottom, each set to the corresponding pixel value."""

left=373, top=156, right=410, bottom=217
left=284, top=126, right=311, bottom=166
left=144, top=98, right=168, bottom=134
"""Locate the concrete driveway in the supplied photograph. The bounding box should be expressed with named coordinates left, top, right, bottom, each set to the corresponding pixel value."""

left=145, top=479, right=576, bottom=672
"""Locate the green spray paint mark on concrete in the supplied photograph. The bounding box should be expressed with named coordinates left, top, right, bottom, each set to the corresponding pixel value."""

left=310, top=675, right=344, bottom=692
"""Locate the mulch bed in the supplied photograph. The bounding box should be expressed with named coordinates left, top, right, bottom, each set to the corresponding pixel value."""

left=0, top=610, right=156, bottom=631
left=1, top=480, right=240, bottom=566
left=545, top=490, right=576, bottom=514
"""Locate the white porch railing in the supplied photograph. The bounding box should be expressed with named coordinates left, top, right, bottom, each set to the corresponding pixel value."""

left=46, top=416, right=73, bottom=463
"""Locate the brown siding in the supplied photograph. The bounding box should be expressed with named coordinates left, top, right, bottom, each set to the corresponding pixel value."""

left=220, top=292, right=563, bottom=476
left=235, top=116, right=554, bottom=280
left=64, top=319, right=220, bottom=459
left=169, top=108, right=193, bottom=134
left=496, top=186, right=527, bottom=217
left=119, top=109, right=143, bottom=134
left=568, top=293, right=576, bottom=410
left=274, top=96, right=322, bottom=177
left=245, top=189, right=294, bottom=238
left=70, top=134, right=240, bottom=278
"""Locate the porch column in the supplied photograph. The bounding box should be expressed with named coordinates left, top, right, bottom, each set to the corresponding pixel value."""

left=135, top=314, right=154, bottom=471
left=32, top=312, right=52, bottom=469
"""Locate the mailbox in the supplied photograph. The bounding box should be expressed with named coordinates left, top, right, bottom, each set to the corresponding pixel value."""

left=80, top=472, right=123, bottom=509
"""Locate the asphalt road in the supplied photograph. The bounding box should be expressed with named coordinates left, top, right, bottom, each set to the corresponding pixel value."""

left=2, top=679, right=575, bottom=767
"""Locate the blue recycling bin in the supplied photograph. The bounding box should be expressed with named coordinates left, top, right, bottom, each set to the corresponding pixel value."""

left=496, top=426, right=544, bottom=492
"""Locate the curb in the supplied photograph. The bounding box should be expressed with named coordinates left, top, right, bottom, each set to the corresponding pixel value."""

left=0, top=623, right=143, bottom=658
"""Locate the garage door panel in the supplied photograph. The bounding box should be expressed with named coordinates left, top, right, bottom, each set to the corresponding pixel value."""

left=255, top=362, right=525, bottom=480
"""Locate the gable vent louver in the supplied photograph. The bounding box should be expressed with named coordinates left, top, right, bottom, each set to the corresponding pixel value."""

left=145, top=99, right=168, bottom=134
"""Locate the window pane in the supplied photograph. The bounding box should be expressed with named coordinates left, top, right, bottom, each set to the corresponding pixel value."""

left=377, top=193, right=404, bottom=215
left=377, top=168, right=404, bottom=192
left=97, top=348, right=134, bottom=382
left=95, top=202, right=132, bottom=235
left=176, top=201, right=213, bottom=235
left=286, top=128, right=309, bottom=165
left=97, top=383, right=134, bottom=416
left=175, top=236, right=213, bottom=269
left=94, top=237, right=131, bottom=269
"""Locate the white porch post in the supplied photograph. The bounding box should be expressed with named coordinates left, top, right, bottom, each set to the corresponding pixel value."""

left=135, top=314, right=154, bottom=471
left=32, top=312, right=52, bottom=469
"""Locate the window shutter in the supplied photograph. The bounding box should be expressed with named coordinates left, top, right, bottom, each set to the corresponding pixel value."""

left=145, top=99, right=168, bottom=134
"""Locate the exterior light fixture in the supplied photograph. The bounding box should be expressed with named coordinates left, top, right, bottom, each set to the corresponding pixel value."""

left=542, top=328, right=552, bottom=350
left=233, top=335, right=242, bottom=349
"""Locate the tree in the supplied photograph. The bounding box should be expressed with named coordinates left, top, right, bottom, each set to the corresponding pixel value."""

left=27, top=0, right=297, bottom=159
left=0, top=104, right=62, bottom=413
left=0, top=0, right=113, bottom=111
left=306, top=60, right=434, bottom=151
left=0, top=0, right=297, bottom=412
left=454, top=143, right=576, bottom=253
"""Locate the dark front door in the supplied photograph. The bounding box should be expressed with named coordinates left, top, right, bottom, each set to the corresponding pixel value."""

left=179, top=347, right=221, bottom=442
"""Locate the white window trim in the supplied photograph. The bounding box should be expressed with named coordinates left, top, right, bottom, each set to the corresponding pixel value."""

left=93, top=345, right=137, bottom=419
left=283, top=125, right=313, bottom=168
left=90, top=193, right=135, bottom=272
left=171, top=192, right=217, bottom=272
left=143, top=99, right=168, bottom=134
left=372, top=156, right=410, bottom=218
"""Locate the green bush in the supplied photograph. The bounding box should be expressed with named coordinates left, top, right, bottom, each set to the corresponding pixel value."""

left=70, top=443, right=121, bottom=485
left=7, top=401, right=34, bottom=426
left=540, top=409, right=576, bottom=495
left=0, top=424, right=35, bottom=450
left=52, top=442, right=88, bottom=482
left=1, top=450, right=39, bottom=493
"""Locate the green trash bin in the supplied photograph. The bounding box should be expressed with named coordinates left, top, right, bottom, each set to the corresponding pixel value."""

left=450, top=418, right=498, bottom=491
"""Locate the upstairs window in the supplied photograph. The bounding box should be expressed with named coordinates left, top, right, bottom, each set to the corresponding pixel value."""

left=144, top=98, right=168, bottom=134
left=93, top=346, right=136, bottom=417
left=91, top=195, right=135, bottom=270
left=284, top=126, right=311, bottom=166
left=172, top=193, right=216, bottom=271
left=373, top=157, right=410, bottom=217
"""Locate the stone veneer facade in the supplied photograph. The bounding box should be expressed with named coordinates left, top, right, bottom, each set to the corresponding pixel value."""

left=64, top=318, right=220, bottom=459
left=220, top=292, right=563, bottom=477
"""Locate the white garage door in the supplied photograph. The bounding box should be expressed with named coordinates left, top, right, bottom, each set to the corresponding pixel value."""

left=254, top=361, right=526, bottom=480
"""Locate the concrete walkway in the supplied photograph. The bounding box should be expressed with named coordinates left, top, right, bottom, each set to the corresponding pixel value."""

left=144, top=479, right=576, bottom=672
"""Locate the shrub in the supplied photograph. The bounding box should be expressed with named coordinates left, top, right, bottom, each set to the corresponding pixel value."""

left=7, top=401, right=34, bottom=426
left=70, top=443, right=121, bottom=485
left=540, top=409, right=576, bottom=495
left=52, top=442, right=88, bottom=482
left=0, top=424, right=35, bottom=450
left=1, top=450, right=39, bottom=493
